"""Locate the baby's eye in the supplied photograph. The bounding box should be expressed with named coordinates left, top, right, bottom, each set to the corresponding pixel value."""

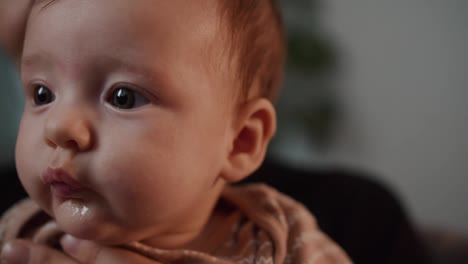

left=108, top=87, right=149, bottom=109
left=33, top=85, right=55, bottom=106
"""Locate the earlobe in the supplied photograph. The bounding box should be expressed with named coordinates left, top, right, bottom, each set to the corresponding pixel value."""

left=221, top=98, right=277, bottom=183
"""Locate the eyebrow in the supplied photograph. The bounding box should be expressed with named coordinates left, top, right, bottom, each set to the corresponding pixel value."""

left=97, top=55, right=170, bottom=86
left=21, top=52, right=171, bottom=91
left=34, top=0, right=60, bottom=9
left=21, top=53, right=54, bottom=71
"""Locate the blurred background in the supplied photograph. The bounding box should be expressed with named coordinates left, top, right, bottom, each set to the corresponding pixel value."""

left=270, top=0, right=468, bottom=236
left=0, top=0, right=466, bottom=260
left=0, top=49, right=22, bottom=167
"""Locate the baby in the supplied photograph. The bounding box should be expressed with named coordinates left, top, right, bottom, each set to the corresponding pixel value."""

left=0, top=0, right=352, bottom=263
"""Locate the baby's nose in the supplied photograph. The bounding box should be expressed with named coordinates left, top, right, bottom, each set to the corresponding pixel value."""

left=44, top=105, right=93, bottom=152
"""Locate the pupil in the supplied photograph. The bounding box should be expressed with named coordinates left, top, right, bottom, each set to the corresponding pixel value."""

left=114, top=88, right=135, bottom=108
left=116, top=89, right=129, bottom=105
left=35, top=86, right=52, bottom=105
left=37, top=87, right=49, bottom=102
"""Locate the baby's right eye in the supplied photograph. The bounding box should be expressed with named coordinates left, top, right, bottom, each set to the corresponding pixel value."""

left=33, top=85, right=55, bottom=106
left=107, top=86, right=149, bottom=110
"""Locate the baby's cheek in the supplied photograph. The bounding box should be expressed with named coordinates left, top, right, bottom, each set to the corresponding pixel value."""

left=16, top=129, right=33, bottom=176
left=16, top=116, right=44, bottom=170
left=16, top=132, right=53, bottom=214
left=90, top=160, right=161, bottom=224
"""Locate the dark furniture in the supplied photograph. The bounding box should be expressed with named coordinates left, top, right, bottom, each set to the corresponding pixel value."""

left=243, top=158, right=432, bottom=264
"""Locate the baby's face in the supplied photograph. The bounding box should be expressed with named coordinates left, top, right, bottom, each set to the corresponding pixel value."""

left=16, top=0, right=234, bottom=246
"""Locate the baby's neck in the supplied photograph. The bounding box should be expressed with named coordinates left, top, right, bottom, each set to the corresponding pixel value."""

left=176, top=199, right=234, bottom=251
left=140, top=182, right=228, bottom=250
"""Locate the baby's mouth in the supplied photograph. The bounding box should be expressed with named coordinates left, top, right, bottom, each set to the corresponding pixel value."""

left=41, top=167, right=84, bottom=199
left=49, top=182, right=83, bottom=198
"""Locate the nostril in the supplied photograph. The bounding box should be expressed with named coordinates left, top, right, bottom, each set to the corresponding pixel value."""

left=45, top=138, right=56, bottom=148
left=63, top=140, right=80, bottom=150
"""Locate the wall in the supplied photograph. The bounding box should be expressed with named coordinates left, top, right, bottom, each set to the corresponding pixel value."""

left=0, top=52, right=22, bottom=167
left=321, top=0, right=468, bottom=232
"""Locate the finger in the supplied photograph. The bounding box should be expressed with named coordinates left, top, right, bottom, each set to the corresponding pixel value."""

left=1, top=239, right=79, bottom=264
left=61, top=235, right=158, bottom=264
left=60, top=234, right=100, bottom=263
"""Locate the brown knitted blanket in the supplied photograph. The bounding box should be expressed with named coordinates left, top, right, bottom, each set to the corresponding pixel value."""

left=1, top=184, right=352, bottom=263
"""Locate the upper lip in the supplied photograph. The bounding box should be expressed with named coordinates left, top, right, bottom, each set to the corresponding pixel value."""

left=41, top=167, right=83, bottom=190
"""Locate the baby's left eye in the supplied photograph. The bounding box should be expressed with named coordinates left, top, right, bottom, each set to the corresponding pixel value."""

left=108, top=87, right=149, bottom=109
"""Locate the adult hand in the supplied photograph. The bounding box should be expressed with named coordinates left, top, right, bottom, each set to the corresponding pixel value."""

left=1, top=235, right=159, bottom=264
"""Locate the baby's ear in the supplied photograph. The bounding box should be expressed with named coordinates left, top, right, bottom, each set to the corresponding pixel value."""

left=221, top=98, right=277, bottom=183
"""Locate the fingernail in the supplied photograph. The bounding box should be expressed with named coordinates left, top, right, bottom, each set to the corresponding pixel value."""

left=60, top=234, right=80, bottom=255
left=1, top=241, right=30, bottom=264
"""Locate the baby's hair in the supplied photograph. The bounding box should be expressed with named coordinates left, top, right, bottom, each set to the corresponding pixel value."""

left=218, top=0, right=285, bottom=103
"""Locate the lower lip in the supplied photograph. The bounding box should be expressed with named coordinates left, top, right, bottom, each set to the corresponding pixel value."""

left=50, top=182, right=82, bottom=198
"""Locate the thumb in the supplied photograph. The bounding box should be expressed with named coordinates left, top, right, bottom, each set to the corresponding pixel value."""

left=60, top=235, right=156, bottom=264
left=1, top=239, right=79, bottom=264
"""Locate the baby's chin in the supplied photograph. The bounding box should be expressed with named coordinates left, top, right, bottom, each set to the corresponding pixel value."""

left=53, top=199, right=134, bottom=245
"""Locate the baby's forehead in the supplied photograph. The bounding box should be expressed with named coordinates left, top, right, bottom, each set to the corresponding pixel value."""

left=25, top=0, right=237, bottom=99
left=29, top=0, right=225, bottom=55
left=31, top=0, right=226, bottom=48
